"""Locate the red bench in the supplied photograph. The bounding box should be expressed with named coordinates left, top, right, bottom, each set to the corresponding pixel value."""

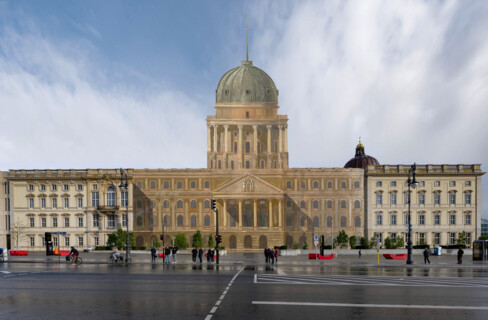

left=205, top=253, right=220, bottom=258
left=9, top=250, right=29, bottom=256
left=383, top=254, right=407, bottom=260
left=308, top=253, right=335, bottom=260
left=158, top=253, right=166, bottom=258
left=60, top=250, right=70, bottom=256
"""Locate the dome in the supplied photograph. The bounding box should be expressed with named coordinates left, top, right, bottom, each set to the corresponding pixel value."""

left=344, top=139, right=380, bottom=169
left=216, top=60, right=278, bottom=104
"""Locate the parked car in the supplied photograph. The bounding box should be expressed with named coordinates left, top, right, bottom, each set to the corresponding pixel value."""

left=83, top=246, right=93, bottom=253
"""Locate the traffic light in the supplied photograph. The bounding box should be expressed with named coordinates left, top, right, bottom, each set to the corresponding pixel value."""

left=216, top=235, right=222, bottom=244
left=160, top=234, right=163, bottom=240
left=211, top=199, right=216, bottom=211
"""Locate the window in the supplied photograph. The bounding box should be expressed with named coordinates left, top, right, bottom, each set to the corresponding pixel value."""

left=52, top=198, right=57, bottom=208
left=30, top=217, right=35, bottom=227
left=419, top=181, right=425, bottom=187
left=162, top=181, right=169, bottom=189
left=313, top=200, right=319, bottom=209
left=94, top=236, right=99, bottom=246
left=376, top=214, right=382, bottom=225
left=137, top=200, right=142, bottom=209
left=41, top=198, right=46, bottom=208
left=354, top=200, right=360, bottom=209
left=341, top=200, right=346, bottom=209
left=245, top=141, right=250, bottom=153
left=341, top=181, right=346, bottom=189
left=122, top=214, right=127, bottom=227
left=64, top=184, right=69, bottom=191
left=449, top=193, right=456, bottom=205
left=405, top=215, right=410, bottom=225
left=245, top=161, right=250, bottom=169
left=341, top=216, right=347, bottom=227
left=29, top=198, right=34, bottom=208
left=204, top=215, right=210, bottom=226
left=434, top=193, right=441, bottom=205
left=355, top=216, right=361, bottom=227
left=190, top=181, right=196, bottom=189
left=65, top=236, right=70, bottom=247
left=41, top=184, right=46, bottom=191
left=257, top=142, right=261, bottom=153
left=77, top=198, right=83, bottom=208
left=419, top=214, right=425, bottom=225
left=300, top=201, right=306, bottom=209
left=93, top=214, right=99, bottom=227
left=354, top=181, right=360, bottom=189
left=177, top=181, right=183, bottom=189
left=465, top=181, right=471, bottom=187
left=327, top=200, right=332, bottom=209
left=42, top=237, right=46, bottom=247
left=92, top=192, right=99, bottom=207
left=150, top=181, right=156, bottom=189
left=327, top=216, right=333, bottom=227
left=391, top=233, right=397, bottom=241
left=52, top=184, right=57, bottom=191
left=29, top=185, right=34, bottom=191
left=434, top=181, right=440, bottom=187
left=465, top=192, right=471, bottom=205
left=376, top=181, right=382, bottom=187
left=204, top=200, right=210, bottom=209
left=405, top=192, right=410, bottom=205
left=107, top=187, right=115, bottom=207
left=450, top=213, right=456, bottom=225
left=190, top=200, right=197, bottom=209
left=466, top=233, right=472, bottom=245
left=30, top=237, right=35, bottom=247
left=231, top=161, right=235, bottom=169
left=162, top=200, right=169, bottom=209
left=78, top=217, right=83, bottom=227
left=434, top=214, right=440, bottom=225
left=390, top=214, right=397, bottom=225
left=78, top=237, right=84, bottom=246
left=233, top=141, right=238, bottom=153
left=108, top=215, right=116, bottom=228
left=191, top=215, right=197, bottom=227
left=53, top=217, right=58, bottom=227
left=449, top=181, right=456, bottom=187
left=92, top=184, right=97, bottom=190
left=41, top=217, right=46, bottom=227
left=300, top=181, right=306, bottom=190
left=376, top=194, right=382, bottom=205
left=313, top=216, right=319, bottom=228
left=419, top=193, right=425, bottom=205
left=64, top=198, right=69, bottom=208
left=390, top=181, right=396, bottom=187
left=300, top=216, right=306, bottom=227
left=77, top=184, right=83, bottom=191
left=204, top=181, right=210, bottom=189
left=53, top=237, right=58, bottom=247
left=450, top=233, right=456, bottom=245
left=465, top=214, right=471, bottom=225
left=286, top=200, right=292, bottom=208
left=286, top=180, right=292, bottom=189
left=390, top=193, right=397, bottom=205
left=419, top=233, right=425, bottom=244
left=434, top=233, right=440, bottom=245
left=65, top=217, right=69, bottom=227
left=327, top=181, right=333, bottom=189
left=313, top=181, right=319, bottom=189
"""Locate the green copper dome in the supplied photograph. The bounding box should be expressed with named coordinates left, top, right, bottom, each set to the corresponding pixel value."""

left=216, top=60, right=278, bottom=104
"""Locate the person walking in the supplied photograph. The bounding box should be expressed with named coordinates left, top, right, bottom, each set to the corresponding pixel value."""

left=164, top=246, right=171, bottom=264
left=359, top=249, right=362, bottom=258
left=191, top=247, right=198, bottom=263
left=150, top=246, right=157, bottom=262
left=171, top=246, right=178, bottom=264
left=207, top=248, right=212, bottom=263
left=270, top=249, right=275, bottom=264
left=210, top=248, right=215, bottom=262
left=198, top=247, right=203, bottom=264
left=264, top=247, right=268, bottom=263
left=423, top=248, right=430, bottom=264
left=457, top=248, right=464, bottom=264
left=274, top=248, right=279, bottom=263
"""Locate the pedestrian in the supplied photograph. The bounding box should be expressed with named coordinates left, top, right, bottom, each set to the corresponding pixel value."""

left=264, top=247, right=268, bottom=263
left=271, top=249, right=275, bottom=264
left=423, top=248, right=430, bottom=264
left=191, top=247, right=198, bottom=263
left=359, top=249, right=362, bottom=258
left=207, top=248, right=211, bottom=263
left=198, top=247, right=203, bottom=264
left=457, top=248, right=464, bottom=264
left=164, top=246, right=171, bottom=264
left=274, top=248, right=279, bottom=263
left=150, top=246, right=157, bottom=262
left=171, top=246, right=178, bottom=264
left=210, top=248, right=215, bottom=262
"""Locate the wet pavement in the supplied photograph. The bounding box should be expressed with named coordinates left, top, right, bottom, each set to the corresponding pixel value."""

left=1, top=253, right=487, bottom=319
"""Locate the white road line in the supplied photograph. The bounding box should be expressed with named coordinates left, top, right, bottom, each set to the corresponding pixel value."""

left=252, top=301, right=488, bottom=310
left=0, top=271, right=11, bottom=274
left=254, top=274, right=257, bottom=283
left=219, top=295, right=225, bottom=300
left=210, top=306, right=217, bottom=314
left=223, top=290, right=228, bottom=294
left=215, top=300, right=221, bottom=306
left=204, top=315, right=212, bottom=320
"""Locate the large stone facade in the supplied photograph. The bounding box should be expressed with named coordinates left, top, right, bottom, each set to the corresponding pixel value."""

left=0, top=172, right=11, bottom=249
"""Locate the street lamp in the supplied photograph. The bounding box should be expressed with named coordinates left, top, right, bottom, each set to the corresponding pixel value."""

left=406, top=163, right=418, bottom=265
left=119, top=168, right=131, bottom=263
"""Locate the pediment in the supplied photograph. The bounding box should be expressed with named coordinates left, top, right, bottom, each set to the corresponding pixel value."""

left=213, top=173, right=283, bottom=195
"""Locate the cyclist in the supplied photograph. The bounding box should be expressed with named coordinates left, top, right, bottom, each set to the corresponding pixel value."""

left=70, top=246, right=79, bottom=263
left=111, top=247, right=121, bottom=261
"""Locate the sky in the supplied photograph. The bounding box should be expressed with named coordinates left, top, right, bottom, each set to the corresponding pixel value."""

left=0, top=0, right=487, bottom=215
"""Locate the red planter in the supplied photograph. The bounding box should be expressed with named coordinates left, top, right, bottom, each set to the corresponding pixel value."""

left=158, top=253, right=166, bottom=258
left=9, top=250, right=29, bottom=256
left=308, top=253, right=335, bottom=260
left=60, top=250, right=70, bottom=256
left=383, top=254, right=407, bottom=260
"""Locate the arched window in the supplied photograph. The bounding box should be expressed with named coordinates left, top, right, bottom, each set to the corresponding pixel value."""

left=136, top=216, right=142, bottom=226
left=313, top=200, right=319, bottom=209
left=354, top=181, right=360, bottom=189
left=300, top=216, right=306, bottom=227
left=243, top=201, right=253, bottom=227
left=177, top=181, right=183, bottom=189
left=286, top=214, right=292, bottom=227
left=259, top=235, right=267, bottom=249
left=204, top=215, right=210, bottom=226
left=327, top=216, right=333, bottom=227
left=258, top=204, right=267, bottom=227
left=163, top=200, right=169, bottom=209
left=341, top=216, right=347, bottom=227
left=327, top=200, right=333, bottom=209
left=163, top=180, right=170, bottom=189
left=163, top=215, right=169, bottom=227
left=313, top=216, right=319, bottom=228
left=341, top=181, right=346, bottom=189
left=341, top=200, right=346, bottom=209
left=177, top=215, right=183, bottom=227
left=177, top=200, right=183, bottom=209
left=313, top=180, right=319, bottom=189
left=137, top=181, right=143, bottom=189
left=327, top=181, right=333, bottom=189
left=354, top=216, right=361, bottom=227
left=107, top=187, right=115, bottom=207
left=229, top=235, right=237, bottom=249
left=190, top=200, right=197, bottom=209
left=190, top=181, right=196, bottom=189
left=190, top=215, right=196, bottom=227
left=204, top=200, right=210, bottom=208
left=354, top=200, right=360, bottom=209
left=244, top=235, right=252, bottom=249
left=300, top=200, right=306, bottom=209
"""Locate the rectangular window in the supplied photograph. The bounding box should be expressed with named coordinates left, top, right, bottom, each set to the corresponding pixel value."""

left=391, top=233, right=397, bottom=241
left=29, top=198, right=34, bottom=208
left=286, top=180, right=292, bottom=189
left=450, top=194, right=456, bottom=205
left=93, top=214, right=99, bottom=227
left=52, top=184, right=57, bottom=191
left=245, top=141, right=250, bottom=153
left=376, top=181, right=382, bottom=187
left=419, top=233, right=425, bottom=243
left=41, top=198, right=46, bottom=208
left=78, top=237, right=83, bottom=246
left=465, top=193, right=471, bottom=205
left=246, top=161, right=250, bottom=169
left=121, top=192, right=128, bottom=207
left=450, top=214, right=456, bottom=225
left=94, top=236, right=99, bottom=246
left=77, top=184, right=83, bottom=191
left=434, top=181, right=440, bottom=187
left=92, top=192, right=99, bottom=207
left=390, top=181, right=396, bottom=187
left=465, top=215, right=471, bottom=225
left=41, top=184, right=46, bottom=191
left=376, top=215, right=382, bottom=225
left=204, top=180, right=210, bottom=189
left=42, top=237, right=46, bottom=247
left=122, top=214, right=127, bottom=227
left=30, top=237, right=35, bottom=247
left=260, top=160, right=265, bottom=169
left=390, top=193, right=397, bottom=205
left=108, top=215, right=116, bottom=228
left=52, top=198, right=57, bottom=208
left=405, top=193, right=410, bottom=205
left=53, top=217, right=58, bottom=227
left=391, top=215, right=397, bottom=225
left=92, top=184, right=98, bottom=190
left=376, top=194, right=382, bottom=205
left=419, top=215, right=425, bottom=225
left=29, top=185, right=34, bottom=191
left=42, top=217, right=46, bottom=227
left=466, top=233, right=472, bottom=245
left=434, top=193, right=440, bottom=205
left=434, top=214, right=440, bottom=225
left=150, top=181, right=156, bottom=189
left=64, top=184, right=69, bottom=191
left=218, top=160, right=221, bottom=169
left=449, top=181, right=456, bottom=187
left=65, top=237, right=70, bottom=247
left=465, top=181, right=471, bottom=187
left=450, top=233, right=456, bottom=245
left=53, top=237, right=58, bottom=247
left=30, top=217, right=34, bottom=227
left=77, top=198, right=83, bottom=208
left=65, top=217, right=70, bottom=227
left=434, top=233, right=440, bottom=245
left=78, top=217, right=83, bottom=227
left=419, top=193, right=425, bottom=205
left=405, top=215, right=410, bottom=225
left=64, top=198, right=69, bottom=208
left=419, top=181, right=425, bottom=187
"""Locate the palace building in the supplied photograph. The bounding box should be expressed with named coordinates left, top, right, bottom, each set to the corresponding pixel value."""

left=1, top=55, right=484, bottom=251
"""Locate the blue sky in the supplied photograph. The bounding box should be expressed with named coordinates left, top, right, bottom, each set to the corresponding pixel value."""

left=0, top=0, right=487, bottom=216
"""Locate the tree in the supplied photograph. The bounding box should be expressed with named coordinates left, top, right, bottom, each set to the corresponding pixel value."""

left=457, top=231, right=467, bottom=246
left=107, top=228, right=135, bottom=250
left=174, top=233, right=189, bottom=249
left=349, top=235, right=357, bottom=249
left=396, top=236, right=405, bottom=249
left=302, top=240, right=309, bottom=250
left=360, top=237, right=368, bottom=247
left=479, top=235, right=488, bottom=240
left=384, top=237, right=394, bottom=249
left=369, top=233, right=379, bottom=249
left=192, top=230, right=203, bottom=248
left=11, top=218, right=27, bottom=250
left=335, top=230, right=349, bottom=248
left=151, top=238, right=162, bottom=249
left=208, top=233, right=215, bottom=248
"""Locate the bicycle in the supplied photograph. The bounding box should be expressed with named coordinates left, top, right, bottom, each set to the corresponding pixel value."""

left=66, top=254, right=82, bottom=265
left=107, top=254, right=124, bottom=264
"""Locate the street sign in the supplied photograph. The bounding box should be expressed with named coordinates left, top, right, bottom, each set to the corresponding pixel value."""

left=313, top=234, right=319, bottom=246
left=51, top=232, right=66, bottom=235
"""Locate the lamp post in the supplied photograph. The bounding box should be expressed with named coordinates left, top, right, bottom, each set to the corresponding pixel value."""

left=406, top=163, right=418, bottom=265
left=119, top=169, right=131, bottom=263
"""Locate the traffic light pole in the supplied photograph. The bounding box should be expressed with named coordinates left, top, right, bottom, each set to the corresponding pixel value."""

left=215, top=208, right=219, bottom=265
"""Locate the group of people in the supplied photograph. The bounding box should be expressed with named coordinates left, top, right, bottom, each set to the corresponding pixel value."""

left=150, top=246, right=179, bottom=264
left=264, top=247, right=279, bottom=264
left=423, top=247, right=464, bottom=264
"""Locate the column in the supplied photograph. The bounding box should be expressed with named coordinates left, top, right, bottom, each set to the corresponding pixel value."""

left=253, top=125, right=258, bottom=169
left=223, top=199, right=227, bottom=228
left=207, top=124, right=211, bottom=152
left=224, top=125, right=229, bottom=153
left=266, top=125, right=272, bottom=153
left=238, top=125, right=243, bottom=168
left=278, top=125, right=283, bottom=152
left=198, top=202, right=202, bottom=227
left=284, top=125, right=288, bottom=152
left=253, top=200, right=257, bottom=228
left=238, top=200, right=242, bottom=228
left=213, top=125, right=218, bottom=153
left=171, top=200, right=176, bottom=229
left=268, top=200, right=273, bottom=228
left=278, top=199, right=282, bottom=227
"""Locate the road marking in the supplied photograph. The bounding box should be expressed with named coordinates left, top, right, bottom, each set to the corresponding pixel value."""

left=204, top=266, right=246, bottom=320
left=252, top=301, right=488, bottom=310
left=0, top=271, right=11, bottom=274
left=254, top=274, right=257, bottom=283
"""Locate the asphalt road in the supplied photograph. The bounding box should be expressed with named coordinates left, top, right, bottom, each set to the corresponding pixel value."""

left=1, top=256, right=488, bottom=320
